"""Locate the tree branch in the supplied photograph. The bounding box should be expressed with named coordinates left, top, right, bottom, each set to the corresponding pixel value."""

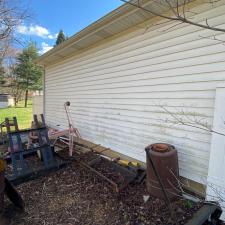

left=120, top=0, right=225, bottom=33
left=158, top=104, right=225, bottom=137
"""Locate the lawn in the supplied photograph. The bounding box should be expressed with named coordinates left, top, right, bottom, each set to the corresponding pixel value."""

left=0, top=100, right=32, bottom=129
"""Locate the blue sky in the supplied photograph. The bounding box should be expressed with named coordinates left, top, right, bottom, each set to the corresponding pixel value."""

left=17, top=0, right=123, bottom=54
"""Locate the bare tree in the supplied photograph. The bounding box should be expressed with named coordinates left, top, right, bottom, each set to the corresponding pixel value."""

left=119, top=0, right=225, bottom=217
left=5, top=73, right=24, bottom=106
left=120, top=0, right=225, bottom=33
left=118, top=1, right=225, bottom=138
left=157, top=104, right=225, bottom=137
left=119, top=0, right=225, bottom=134
left=1, top=47, right=24, bottom=105
left=0, top=0, right=29, bottom=62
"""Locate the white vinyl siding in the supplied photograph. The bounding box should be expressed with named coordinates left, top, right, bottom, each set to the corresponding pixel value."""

left=44, top=3, right=225, bottom=184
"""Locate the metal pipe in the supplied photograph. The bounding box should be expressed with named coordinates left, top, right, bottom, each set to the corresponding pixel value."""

left=145, top=148, right=177, bottom=224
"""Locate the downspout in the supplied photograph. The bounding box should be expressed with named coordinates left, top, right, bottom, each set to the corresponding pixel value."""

left=43, top=65, right=46, bottom=117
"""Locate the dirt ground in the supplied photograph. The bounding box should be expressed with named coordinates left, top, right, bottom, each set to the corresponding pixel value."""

left=1, top=150, right=204, bottom=225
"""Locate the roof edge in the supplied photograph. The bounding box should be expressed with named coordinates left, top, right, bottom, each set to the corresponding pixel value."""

left=37, top=1, right=144, bottom=65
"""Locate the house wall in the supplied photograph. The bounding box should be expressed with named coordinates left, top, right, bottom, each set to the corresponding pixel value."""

left=7, top=97, right=14, bottom=107
left=32, top=95, right=43, bottom=115
left=44, top=2, right=225, bottom=185
left=0, top=95, right=14, bottom=108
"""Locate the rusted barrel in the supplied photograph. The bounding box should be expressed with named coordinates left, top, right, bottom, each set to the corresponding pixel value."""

left=0, top=159, right=5, bottom=212
left=145, top=143, right=180, bottom=200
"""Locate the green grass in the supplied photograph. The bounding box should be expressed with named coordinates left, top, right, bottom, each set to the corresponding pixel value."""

left=0, top=100, right=32, bottom=129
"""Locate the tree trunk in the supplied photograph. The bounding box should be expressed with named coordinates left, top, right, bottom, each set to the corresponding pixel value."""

left=24, top=89, right=28, bottom=107
left=14, top=97, right=17, bottom=106
left=24, top=78, right=29, bottom=107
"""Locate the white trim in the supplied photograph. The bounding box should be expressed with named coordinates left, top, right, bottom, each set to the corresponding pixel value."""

left=207, top=86, right=225, bottom=220
left=43, top=67, right=46, bottom=117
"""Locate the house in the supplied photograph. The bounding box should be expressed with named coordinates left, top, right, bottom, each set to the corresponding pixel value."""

left=37, top=0, right=225, bottom=216
left=32, top=92, right=43, bottom=115
left=0, top=94, right=14, bottom=108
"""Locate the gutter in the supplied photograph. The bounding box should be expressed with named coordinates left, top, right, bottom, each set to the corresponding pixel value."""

left=36, top=0, right=151, bottom=65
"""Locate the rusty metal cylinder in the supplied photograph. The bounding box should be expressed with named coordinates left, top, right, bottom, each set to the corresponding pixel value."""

left=145, top=143, right=180, bottom=200
left=0, top=159, right=5, bottom=212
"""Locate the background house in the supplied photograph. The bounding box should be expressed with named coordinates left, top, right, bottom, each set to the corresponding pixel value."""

left=32, top=91, right=43, bottom=115
left=37, top=0, right=225, bottom=217
left=0, top=94, right=14, bottom=108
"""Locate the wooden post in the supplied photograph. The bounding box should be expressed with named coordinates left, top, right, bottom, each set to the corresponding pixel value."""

left=207, top=84, right=225, bottom=220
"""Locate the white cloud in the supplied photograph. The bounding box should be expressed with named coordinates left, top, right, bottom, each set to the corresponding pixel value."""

left=17, top=24, right=57, bottom=39
left=47, top=33, right=58, bottom=40
left=39, top=42, right=53, bottom=55
left=47, top=34, right=54, bottom=39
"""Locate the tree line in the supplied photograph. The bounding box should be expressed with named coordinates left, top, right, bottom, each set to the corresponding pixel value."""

left=0, top=0, right=67, bottom=107
left=0, top=30, right=67, bottom=107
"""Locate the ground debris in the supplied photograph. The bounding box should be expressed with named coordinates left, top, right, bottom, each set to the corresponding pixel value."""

left=2, top=151, right=202, bottom=225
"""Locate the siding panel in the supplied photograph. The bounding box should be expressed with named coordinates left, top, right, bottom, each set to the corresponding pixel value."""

left=44, top=3, right=225, bottom=184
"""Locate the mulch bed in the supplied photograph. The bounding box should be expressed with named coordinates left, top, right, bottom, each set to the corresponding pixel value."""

left=1, top=150, right=203, bottom=225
